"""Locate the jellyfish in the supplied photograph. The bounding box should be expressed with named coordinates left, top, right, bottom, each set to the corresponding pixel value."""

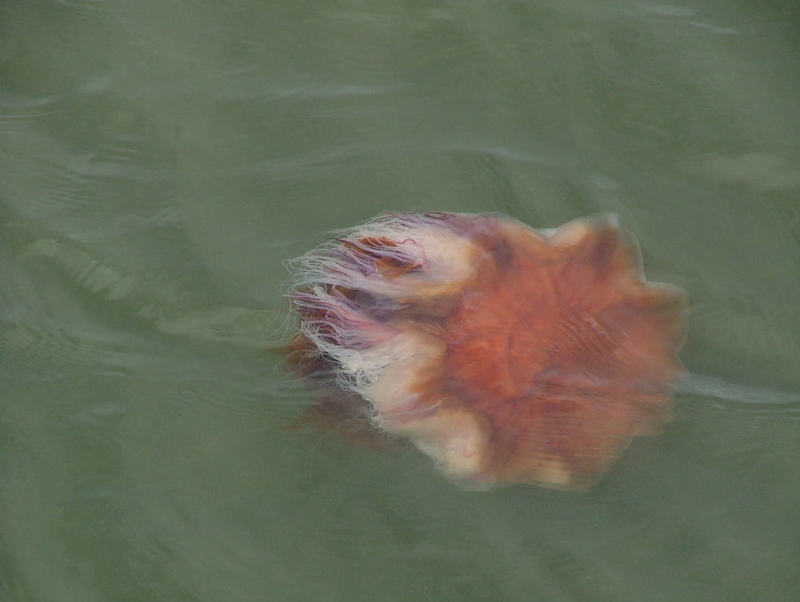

left=286, top=212, right=686, bottom=490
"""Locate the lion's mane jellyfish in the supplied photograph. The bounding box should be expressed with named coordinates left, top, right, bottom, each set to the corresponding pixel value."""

left=286, top=212, right=686, bottom=490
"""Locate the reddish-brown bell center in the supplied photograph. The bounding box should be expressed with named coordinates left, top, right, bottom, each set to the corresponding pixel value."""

left=444, top=257, right=615, bottom=399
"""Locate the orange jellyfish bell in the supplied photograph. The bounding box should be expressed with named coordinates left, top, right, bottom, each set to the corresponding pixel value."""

left=286, top=212, right=686, bottom=490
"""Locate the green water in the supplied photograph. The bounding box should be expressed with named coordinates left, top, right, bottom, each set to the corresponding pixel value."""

left=1, top=1, right=799, bottom=600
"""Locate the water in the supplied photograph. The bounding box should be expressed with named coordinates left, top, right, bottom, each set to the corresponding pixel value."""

left=1, top=1, right=799, bottom=600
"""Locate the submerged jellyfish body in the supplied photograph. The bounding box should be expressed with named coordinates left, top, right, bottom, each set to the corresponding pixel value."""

left=287, top=212, right=686, bottom=490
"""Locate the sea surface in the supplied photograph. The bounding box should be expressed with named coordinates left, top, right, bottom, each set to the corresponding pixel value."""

left=1, top=1, right=799, bottom=600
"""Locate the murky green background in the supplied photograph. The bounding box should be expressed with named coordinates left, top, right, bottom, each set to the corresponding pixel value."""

left=1, top=1, right=799, bottom=600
